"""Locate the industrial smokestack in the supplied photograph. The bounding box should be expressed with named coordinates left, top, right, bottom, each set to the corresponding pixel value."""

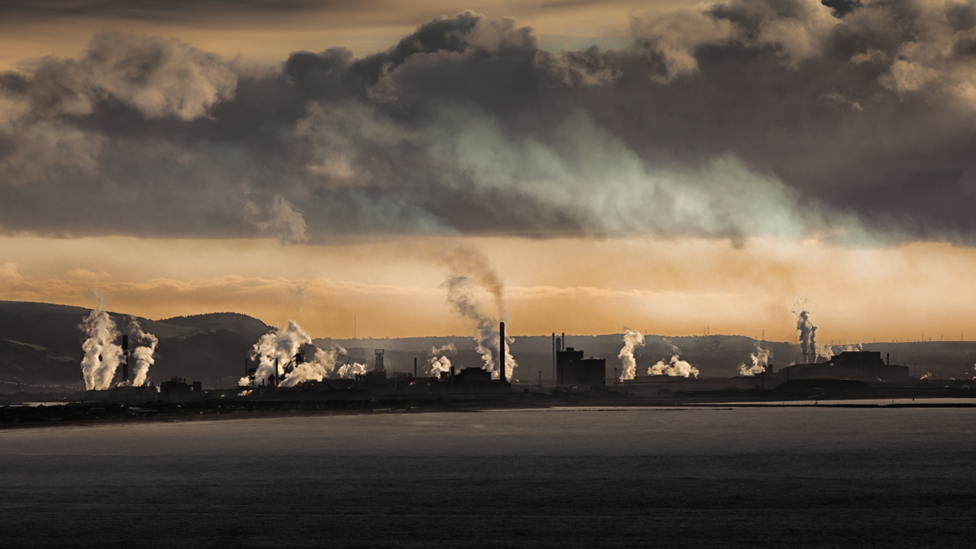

left=561, top=332, right=565, bottom=351
left=500, top=321, right=507, bottom=383
left=552, top=333, right=556, bottom=382
left=414, top=357, right=417, bottom=378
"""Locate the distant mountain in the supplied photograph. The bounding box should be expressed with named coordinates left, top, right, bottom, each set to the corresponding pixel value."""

left=0, top=301, right=271, bottom=390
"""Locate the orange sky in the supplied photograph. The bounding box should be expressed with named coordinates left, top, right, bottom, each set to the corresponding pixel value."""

left=2, top=234, right=974, bottom=343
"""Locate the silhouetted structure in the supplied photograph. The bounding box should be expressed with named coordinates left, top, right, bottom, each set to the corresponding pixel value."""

left=779, top=351, right=909, bottom=382
left=366, top=349, right=387, bottom=384
left=556, top=347, right=606, bottom=389
left=160, top=377, right=203, bottom=402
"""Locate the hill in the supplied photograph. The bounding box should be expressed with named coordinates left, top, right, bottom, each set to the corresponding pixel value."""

left=0, top=301, right=271, bottom=391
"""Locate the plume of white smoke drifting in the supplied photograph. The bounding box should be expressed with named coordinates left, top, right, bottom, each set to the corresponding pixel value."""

left=920, top=372, right=933, bottom=380
left=618, top=328, right=645, bottom=381
left=839, top=342, right=863, bottom=352
left=278, top=344, right=346, bottom=388
left=241, top=320, right=312, bottom=387
left=128, top=319, right=158, bottom=387
left=337, top=361, right=367, bottom=379
left=427, top=344, right=456, bottom=378
left=816, top=342, right=834, bottom=361
left=738, top=343, right=771, bottom=376
left=443, top=274, right=517, bottom=381
left=649, top=356, right=700, bottom=378
left=80, top=306, right=123, bottom=390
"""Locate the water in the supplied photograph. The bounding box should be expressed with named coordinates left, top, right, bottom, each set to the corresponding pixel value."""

left=1, top=407, right=974, bottom=547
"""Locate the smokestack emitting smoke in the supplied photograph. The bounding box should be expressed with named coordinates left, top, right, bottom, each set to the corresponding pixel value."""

left=738, top=343, right=771, bottom=376
left=441, top=246, right=517, bottom=381
left=127, top=320, right=158, bottom=387
left=427, top=344, right=456, bottom=378
left=80, top=306, right=123, bottom=390
left=241, top=320, right=354, bottom=387
left=648, top=339, right=700, bottom=378
left=279, top=344, right=347, bottom=387
left=618, top=328, right=645, bottom=381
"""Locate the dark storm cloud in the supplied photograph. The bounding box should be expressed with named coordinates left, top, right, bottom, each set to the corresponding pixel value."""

left=3, top=0, right=976, bottom=244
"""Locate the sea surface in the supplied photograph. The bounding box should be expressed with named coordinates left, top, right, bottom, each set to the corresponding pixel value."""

left=1, top=406, right=974, bottom=548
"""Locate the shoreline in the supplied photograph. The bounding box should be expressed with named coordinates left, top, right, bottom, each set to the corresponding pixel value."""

left=3, top=394, right=975, bottom=431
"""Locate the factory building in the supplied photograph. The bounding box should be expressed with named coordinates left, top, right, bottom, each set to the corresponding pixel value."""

left=556, top=347, right=607, bottom=389
left=160, top=377, right=203, bottom=402
left=779, top=351, right=909, bottom=382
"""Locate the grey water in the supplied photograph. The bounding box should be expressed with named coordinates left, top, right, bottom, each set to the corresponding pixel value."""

left=1, top=407, right=974, bottom=548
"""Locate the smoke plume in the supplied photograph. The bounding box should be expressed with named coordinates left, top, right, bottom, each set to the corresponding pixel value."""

left=815, top=342, right=834, bottom=362
left=278, top=344, right=346, bottom=388
left=427, top=343, right=456, bottom=378
left=738, top=343, right=772, bottom=376
left=648, top=339, right=700, bottom=378
left=241, top=320, right=312, bottom=387
left=336, top=361, right=367, bottom=379
left=794, top=309, right=818, bottom=364
left=648, top=356, right=700, bottom=378
left=80, top=306, right=123, bottom=390
left=442, top=247, right=518, bottom=381
left=127, top=319, right=158, bottom=387
left=617, top=328, right=645, bottom=381
left=920, top=372, right=933, bottom=380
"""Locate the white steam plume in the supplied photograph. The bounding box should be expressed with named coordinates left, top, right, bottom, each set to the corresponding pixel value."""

left=648, top=339, right=699, bottom=378
left=80, top=306, right=123, bottom=390
left=444, top=274, right=518, bottom=381
left=920, top=372, right=933, bottom=380
left=738, top=343, right=771, bottom=376
left=648, top=356, right=700, bottom=378
left=816, top=342, right=834, bottom=361
left=427, top=343, right=456, bottom=378
left=337, top=361, right=368, bottom=379
left=278, top=343, right=347, bottom=388
left=127, top=319, right=158, bottom=387
left=618, top=328, right=645, bottom=381
left=240, top=320, right=312, bottom=387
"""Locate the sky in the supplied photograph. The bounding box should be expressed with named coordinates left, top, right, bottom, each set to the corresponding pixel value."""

left=2, top=0, right=976, bottom=343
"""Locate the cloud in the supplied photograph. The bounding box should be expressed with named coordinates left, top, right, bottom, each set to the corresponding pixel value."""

left=0, top=262, right=22, bottom=279
left=2, top=5, right=976, bottom=244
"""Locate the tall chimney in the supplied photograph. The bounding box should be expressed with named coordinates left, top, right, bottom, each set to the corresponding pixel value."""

left=552, top=333, right=556, bottom=382
left=499, top=321, right=507, bottom=383
left=886, top=352, right=890, bottom=366
left=413, top=357, right=417, bottom=378
left=561, top=332, right=565, bottom=351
